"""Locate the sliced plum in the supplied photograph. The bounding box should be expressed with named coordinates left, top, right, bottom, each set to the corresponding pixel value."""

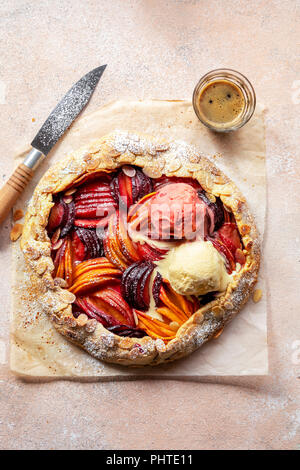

left=71, top=230, right=86, bottom=262
left=75, top=227, right=104, bottom=259
left=209, top=237, right=235, bottom=273
left=60, top=200, right=75, bottom=238
left=152, top=272, right=162, bottom=306
left=136, top=242, right=167, bottom=261
left=121, top=261, right=155, bottom=310
left=47, top=201, right=65, bottom=233
left=218, top=222, right=241, bottom=254
left=197, top=190, right=224, bottom=232
left=110, top=167, right=153, bottom=208
left=75, top=297, right=120, bottom=328
left=107, top=325, right=147, bottom=338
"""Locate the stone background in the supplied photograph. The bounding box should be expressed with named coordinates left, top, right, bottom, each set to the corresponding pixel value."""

left=0, top=0, right=299, bottom=450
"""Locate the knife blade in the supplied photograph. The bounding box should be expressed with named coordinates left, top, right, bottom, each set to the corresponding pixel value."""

left=0, top=65, right=107, bottom=224
left=31, top=64, right=106, bottom=156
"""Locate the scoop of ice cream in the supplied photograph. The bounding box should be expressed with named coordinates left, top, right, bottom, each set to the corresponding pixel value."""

left=133, top=183, right=206, bottom=240
left=159, top=240, right=230, bottom=296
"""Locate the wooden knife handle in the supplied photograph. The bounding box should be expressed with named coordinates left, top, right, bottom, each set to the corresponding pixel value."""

left=0, top=164, right=33, bottom=224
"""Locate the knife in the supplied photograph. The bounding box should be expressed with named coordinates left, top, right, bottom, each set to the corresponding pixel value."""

left=0, top=64, right=107, bottom=224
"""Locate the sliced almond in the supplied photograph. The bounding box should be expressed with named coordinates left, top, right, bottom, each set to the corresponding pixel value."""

left=122, top=165, right=136, bottom=177
left=86, top=157, right=100, bottom=171
left=64, top=188, right=77, bottom=196
left=51, top=228, right=61, bottom=245
left=143, top=166, right=162, bottom=179
left=212, top=305, right=223, bottom=317
left=155, top=338, right=166, bottom=352
left=169, top=321, right=180, bottom=332
left=207, top=193, right=216, bottom=203
left=77, top=313, right=88, bottom=327
left=253, top=289, right=262, bottom=303
left=60, top=290, right=76, bottom=304
left=10, top=223, right=23, bottom=242
left=167, top=158, right=181, bottom=172
left=13, top=209, right=24, bottom=222
left=241, top=224, right=251, bottom=235
left=235, top=248, right=246, bottom=265
left=214, top=327, right=224, bottom=339
left=133, top=310, right=138, bottom=326
left=63, top=195, right=73, bottom=204
left=85, top=319, right=97, bottom=333
left=189, top=153, right=200, bottom=163
left=235, top=262, right=241, bottom=273
left=106, top=148, right=122, bottom=158
left=52, top=238, right=63, bottom=251
left=54, top=277, right=68, bottom=288
left=214, top=176, right=225, bottom=185
left=224, top=301, right=233, bottom=310
left=63, top=315, right=77, bottom=327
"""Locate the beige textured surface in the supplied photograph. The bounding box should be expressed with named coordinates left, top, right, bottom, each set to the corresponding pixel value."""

left=0, top=0, right=299, bottom=450
left=11, top=100, right=266, bottom=375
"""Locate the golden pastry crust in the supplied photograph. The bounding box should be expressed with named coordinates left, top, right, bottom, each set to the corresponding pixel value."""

left=21, top=131, right=260, bottom=366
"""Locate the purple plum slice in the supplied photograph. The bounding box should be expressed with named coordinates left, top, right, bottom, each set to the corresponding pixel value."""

left=152, top=272, right=162, bottom=306
left=60, top=200, right=75, bottom=238
left=197, top=190, right=224, bottom=232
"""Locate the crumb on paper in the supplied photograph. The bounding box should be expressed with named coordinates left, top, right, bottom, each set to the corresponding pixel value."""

left=253, top=288, right=263, bottom=303
left=10, top=223, right=23, bottom=242
left=13, top=209, right=24, bottom=222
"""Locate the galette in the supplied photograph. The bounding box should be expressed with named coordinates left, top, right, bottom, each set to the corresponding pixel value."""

left=21, top=131, right=260, bottom=366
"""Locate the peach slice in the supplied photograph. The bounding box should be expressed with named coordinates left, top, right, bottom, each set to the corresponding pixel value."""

left=92, top=287, right=134, bottom=326
left=53, top=238, right=67, bottom=278
left=64, top=237, right=73, bottom=287
left=69, top=274, right=120, bottom=295
left=137, top=312, right=176, bottom=341
left=159, top=285, right=189, bottom=323
left=156, top=307, right=186, bottom=325
left=70, top=258, right=122, bottom=295
left=117, top=214, right=140, bottom=263
left=72, top=257, right=119, bottom=279
left=103, top=214, right=129, bottom=270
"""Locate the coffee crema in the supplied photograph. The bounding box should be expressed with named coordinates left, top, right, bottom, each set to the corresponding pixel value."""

left=192, top=69, right=256, bottom=132
left=197, top=80, right=245, bottom=128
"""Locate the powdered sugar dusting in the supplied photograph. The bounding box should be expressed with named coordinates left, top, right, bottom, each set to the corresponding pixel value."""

left=268, top=153, right=296, bottom=176
left=109, top=130, right=169, bottom=156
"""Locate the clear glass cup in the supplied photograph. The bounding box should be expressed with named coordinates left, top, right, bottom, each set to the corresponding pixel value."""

left=192, top=68, right=256, bottom=132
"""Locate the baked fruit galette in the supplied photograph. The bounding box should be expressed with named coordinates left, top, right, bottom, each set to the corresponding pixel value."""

left=21, top=131, right=260, bottom=366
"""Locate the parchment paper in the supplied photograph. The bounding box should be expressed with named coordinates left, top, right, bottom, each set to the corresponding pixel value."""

left=10, top=100, right=268, bottom=378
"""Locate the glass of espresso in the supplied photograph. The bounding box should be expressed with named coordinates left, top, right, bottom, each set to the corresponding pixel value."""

left=193, top=69, right=256, bottom=132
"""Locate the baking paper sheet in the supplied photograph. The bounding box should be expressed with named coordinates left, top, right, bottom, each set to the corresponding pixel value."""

left=10, top=100, right=268, bottom=378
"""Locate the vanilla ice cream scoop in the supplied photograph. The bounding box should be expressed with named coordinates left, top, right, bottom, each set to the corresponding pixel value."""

left=158, top=240, right=230, bottom=296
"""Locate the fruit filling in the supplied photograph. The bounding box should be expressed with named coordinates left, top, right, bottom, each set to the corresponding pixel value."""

left=47, top=166, right=245, bottom=342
